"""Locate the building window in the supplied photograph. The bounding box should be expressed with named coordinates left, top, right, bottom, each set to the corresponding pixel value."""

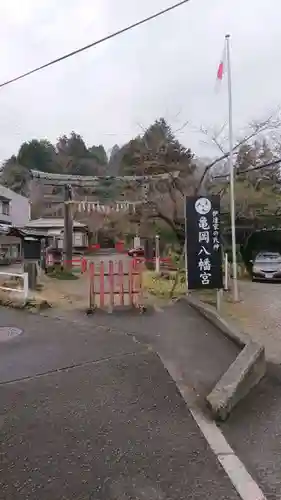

left=2, top=201, right=10, bottom=216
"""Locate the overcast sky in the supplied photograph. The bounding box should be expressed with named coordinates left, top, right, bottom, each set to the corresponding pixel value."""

left=0, top=0, right=279, bottom=162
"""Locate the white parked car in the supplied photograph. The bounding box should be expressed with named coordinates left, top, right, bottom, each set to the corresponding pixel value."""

left=251, top=251, right=281, bottom=281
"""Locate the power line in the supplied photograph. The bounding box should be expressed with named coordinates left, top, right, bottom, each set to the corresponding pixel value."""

left=0, top=0, right=190, bottom=89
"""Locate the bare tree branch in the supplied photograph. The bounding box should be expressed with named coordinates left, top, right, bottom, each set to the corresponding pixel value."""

left=173, top=120, right=189, bottom=134
left=200, top=124, right=227, bottom=155
left=214, top=156, right=281, bottom=179
left=195, top=111, right=281, bottom=194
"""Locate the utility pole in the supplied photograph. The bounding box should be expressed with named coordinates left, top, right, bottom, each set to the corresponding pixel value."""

left=63, top=184, right=73, bottom=271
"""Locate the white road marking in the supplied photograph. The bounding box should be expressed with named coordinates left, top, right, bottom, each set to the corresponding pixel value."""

left=190, top=406, right=267, bottom=500
left=163, top=360, right=267, bottom=500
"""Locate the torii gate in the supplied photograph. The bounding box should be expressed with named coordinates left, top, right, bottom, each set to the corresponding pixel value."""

left=30, top=169, right=179, bottom=269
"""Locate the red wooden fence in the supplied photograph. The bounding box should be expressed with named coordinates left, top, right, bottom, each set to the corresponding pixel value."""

left=89, top=258, right=143, bottom=310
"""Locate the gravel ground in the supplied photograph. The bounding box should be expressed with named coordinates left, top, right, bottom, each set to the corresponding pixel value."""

left=224, top=280, right=281, bottom=363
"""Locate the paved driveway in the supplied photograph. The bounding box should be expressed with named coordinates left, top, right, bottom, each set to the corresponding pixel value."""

left=226, top=279, right=281, bottom=362
left=0, top=307, right=240, bottom=499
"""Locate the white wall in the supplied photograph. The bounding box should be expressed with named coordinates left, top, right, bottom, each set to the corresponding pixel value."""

left=55, top=232, right=87, bottom=249
left=0, top=201, right=11, bottom=224
left=0, top=185, right=29, bottom=226
left=73, top=233, right=83, bottom=247
left=73, top=232, right=88, bottom=247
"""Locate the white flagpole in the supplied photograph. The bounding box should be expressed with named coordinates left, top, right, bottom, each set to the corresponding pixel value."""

left=225, top=34, right=239, bottom=302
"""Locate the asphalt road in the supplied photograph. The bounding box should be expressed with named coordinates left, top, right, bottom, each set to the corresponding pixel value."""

left=69, top=298, right=241, bottom=404
left=0, top=307, right=240, bottom=500
left=44, top=295, right=281, bottom=498
left=2, top=254, right=280, bottom=498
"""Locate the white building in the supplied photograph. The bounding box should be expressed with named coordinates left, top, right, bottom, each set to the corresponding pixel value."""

left=24, top=218, right=88, bottom=250
left=0, top=185, right=30, bottom=227
left=0, top=186, right=30, bottom=263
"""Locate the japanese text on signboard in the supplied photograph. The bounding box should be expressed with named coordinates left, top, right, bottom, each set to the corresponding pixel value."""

left=185, top=196, right=223, bottom=290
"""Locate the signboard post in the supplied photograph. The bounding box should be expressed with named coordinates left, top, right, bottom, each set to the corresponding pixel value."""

left=22, top=237, right=42, bottom=291
left=185, top=196, right=223, bottom=303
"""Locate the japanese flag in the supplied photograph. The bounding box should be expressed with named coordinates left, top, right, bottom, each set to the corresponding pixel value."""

left=216, top=42, right=227, bottom=87
left=217, top=60, right=224, bottom=81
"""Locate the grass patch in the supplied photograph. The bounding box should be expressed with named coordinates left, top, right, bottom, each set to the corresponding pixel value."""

left=47, top=267, right=78, bottom=281
left=71, top=266, right=82, bottom=274
left=143, top=270, right=186, bottom=299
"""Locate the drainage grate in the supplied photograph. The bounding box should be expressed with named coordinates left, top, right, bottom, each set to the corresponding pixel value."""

left=0, top=327, right=23, bottom=342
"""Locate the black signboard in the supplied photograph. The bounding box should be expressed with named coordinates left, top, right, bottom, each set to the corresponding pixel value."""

left=22, top=238, right=41, bottom=261
left=185, top=195, right=223, bottom=290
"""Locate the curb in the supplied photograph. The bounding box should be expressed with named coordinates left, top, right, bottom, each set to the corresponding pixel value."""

left=184, top=295, right=250, bottom=347
left=206, top=341, right=266, bottom=421
left=184, top=295, right=266, bottom=421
